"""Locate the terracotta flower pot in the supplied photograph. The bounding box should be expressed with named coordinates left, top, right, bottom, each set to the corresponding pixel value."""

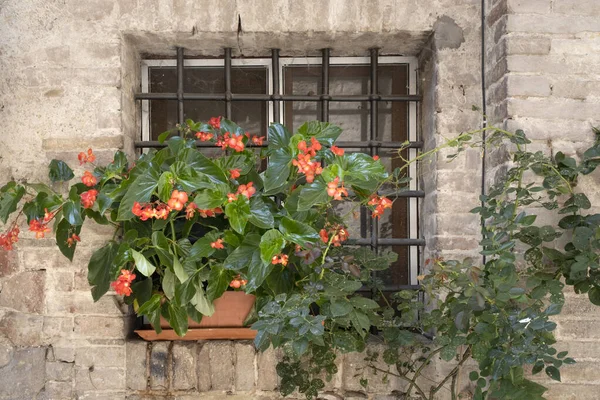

left=160, top=291, right=255, bottom=329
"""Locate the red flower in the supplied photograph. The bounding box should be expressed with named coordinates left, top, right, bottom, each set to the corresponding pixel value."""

left=319, top=229, right=329, bottom=244
left=185, top=203, right=198, bottom=219
left=271, top=254, right=289, bottom=266
left=369, top=195, right=393, bottom=219
left=211, top=238, right=225, bottom=249
left=167, top=190, right=188, bottom=211
left=373, top=155, right=380, bottom=161
left=80, top=189, right=99, bottom=209
left=66, top=233, right=81, bottom=248
left=196, top=131, right=214, bottom=141
left=230, top=169, right=241, bottom=179
left=209, top=116, right=222, bottom=129
left=81, top=171, right=97, bottom=187
left=320, top=224, right=349, bottom=247
left=229, top=274, right=248, bottom=289
left=0, top=225, right=20, bottom=251
left=78, top=148, right=96, bottom=165
left=227, top=193, right=238, bottom=203
left=236, top=182, right=256, bottom=199
left=330, top=146, right=344, bottom=156
left=216, top=132, right=245, bottom=152
left=292, top=153, right=323, bottom=183
left=251, top=135, right=265, bottom=146
left=197, top=207, right=222, bottom=218
left=43, top=208, right=56, bottom=223
left=111, top=269, right=136, bottom=296
left=326, top=177, right=348, bottom=201
left=29, top=219, right=51, bottom=239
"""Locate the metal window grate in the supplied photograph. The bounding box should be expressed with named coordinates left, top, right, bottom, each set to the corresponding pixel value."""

left=135, top=47, right=424, bottom=290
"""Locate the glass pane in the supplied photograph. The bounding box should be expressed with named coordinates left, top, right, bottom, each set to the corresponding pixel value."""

left=148, top=66, right=268, bottom=140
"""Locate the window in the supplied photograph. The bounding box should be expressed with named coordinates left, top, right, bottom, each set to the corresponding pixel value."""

left=136, top=48, right=423, bottom=290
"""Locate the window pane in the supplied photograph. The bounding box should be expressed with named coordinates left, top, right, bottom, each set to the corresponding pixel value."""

left=148, top=66, right=268, bottom=139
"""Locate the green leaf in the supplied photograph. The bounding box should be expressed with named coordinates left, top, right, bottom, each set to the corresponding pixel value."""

left=0, top=183, right=25, bottom=224
left=88, top=242, right=119, bottom=301
left=179, top=148, right=228, bottom=184
left=248, top=196, right=275, bottom=229
left=131, top=249, right=156, bottom=277
left=245, top=252, right=273, bottom=292
left=55, top=218, right=81, bottom=261
left=296, top=121, right=342, bottom=147
left=157, top=171, right=174, bottom=202
left=565, top=193, right=591, bottom=210
left=469, top=371, right=479, bottom=381
left=48, top=159, right=74, bottom=182
left=267, top=123, right=292, bottom=149
left=62, top=201, right=84, bottom=226
left=298, top=181, right=329, bottom=211
left=588, top=287, right=600, bottom=306
left=167, top=302, right=189, bottom=337
left=151, top=231, right=173, bottom=269
left=117, top=168, right=160, bottom=221
left=545, top=366, right=561, bottom=382
left=206, top=265, right=230, bottom=302
left=573, top=226, right=593, bottom=250
left=175, top=276, right=197, bottom=306
left=162, top=267, right=176, bottom=299
left=158, top=130, right=173, bottom=144
left=532, top=361, right=545, bottom=375
left=264, top=148, right=292, bottom=193
left=137, top=294, right=162, bottom=315
left=349, top=309, right=371, bottom=337
left=259, top=229, right=285, bottom=264
left=349, top=297, right=380, bottom=311
left=225, top=198, right=250, bottom=234
left=191, top=284, right=215, bottom=316
left=224, top=233, right=260, bottom=270
left=188, top=233, right=218, bottom=262
left=521, top=215, right=537, bottom=226
left=330, top=299, right=353, bottom=317
left=279, top=216, right=320, bottom=247
left=194, top=186, right=227, bottom=209
left=173, top=256, right=188, bottom=283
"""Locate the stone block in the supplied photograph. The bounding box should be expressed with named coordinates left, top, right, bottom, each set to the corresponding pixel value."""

left=126, top=340, right=148, bottom=390
left=44, top=380, right=73, bottom=399
left=74, top=316, right=127, bottom=339
left=554, top=0, right=600, bottom=16
left=551, top=79, right=600, bottom=100
left=507, top=75, right=551, bottom=97
left=507, top=14, right=600, bottom=34
left=0, top=338, right=13, bottom=368
left=66, top=0, right=115, bottom=20
left=0, top=249, right=18, bottom=278
left=0, top=311, right=44, bottom=346
left=20, top=247, right=60, bottom=271
left=150, top=341, right=169, bottom=390
left=47, top=291, right=128, bottom=315
left=172, top=342, right=196, bottom=390
left=47, top=269, right=74, bottom=292
left=507, top=98, right=599, bottom=121
left=505, top=36, right=551, bottom=55
left=0, top=270, right=45, bottom=313
left=234, top=341, right=256, bottom=391
left=551, top=38, right=600, bottom=56
left=43, top=316, right=75, bottom=343
left=0, top=347, right=46, bottom=399
left=75, top=366, right=126, bottom=391
left=507, top=0, right=551, bottom=13
left=42, top=135, right=124, bottom=152
left=76, top=346, right=126, bottom=368
left=197, top=341, right=211, bottom=391
left=209, top=341, right=234, bottom=391
left=257, top=346, right=279, bottom=391
left=557, top=319, right=600, bottom=340
left=46, top=361, right=74, bottom=381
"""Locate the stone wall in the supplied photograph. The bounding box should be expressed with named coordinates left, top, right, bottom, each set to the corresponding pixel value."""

left=0, top=0, right=598, bottom=399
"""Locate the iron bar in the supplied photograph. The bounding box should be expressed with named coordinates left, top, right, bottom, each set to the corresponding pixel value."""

left=321, top=48, right=330, bottom=122
left=347, top=238, right=426, bottom=246
left=224, top=48, right=232, bottom=119
left=271, top=49, right=281, bottom=123
left=134, top=92, right=421, bottom=102
left=176, top=47, right=184, bottom=126
left=134, top=140, right=423, bottom=149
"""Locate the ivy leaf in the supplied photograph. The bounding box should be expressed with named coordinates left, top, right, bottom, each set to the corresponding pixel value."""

left=48, top=159, right=75, bottom=182
left=131, top=249, right=156, bottom=277
left=259, top=229, right=285, bottom=264
left=167, top=302, right=189, bottom=337
left=55, top=218, right=82, bottom=261
left=225, top=198, right=250, bottom=234
left=279, top=216, right=319, bottom=247
left=88, top=242, right=119, bottom=301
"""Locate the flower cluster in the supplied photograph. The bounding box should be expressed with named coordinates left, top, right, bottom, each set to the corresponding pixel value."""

left=326, top=177, right=348, bottom=201
left=210, top=238, right=225, bottom=249
left=330, top=146, right=344, bottom=156
left=167, top=190, right=188, bottom=211
left=271, top=254, right=289, bottom=266
left=368, top=195, right=393, bottom=219
left=29, top=219, right=51, bottom=239
left=196, top=131, right=214, bottom=141
left=132, top=202, right=170, bottom=221
left=78, top=148, right=96, bottom=165
left=227, top=182, right=256, bottom=202
left=292, top=137, right=324, bottom=183
left=0, top=225, right=19, bottom=251
left=216, top=132, right=245, bottom=152
left=229, top=274, right=248, bottom=289
left=319, top=224, right=349, bottom=247
left=82, top=171, right=97, bottom=187
left=66, top=233, right=81, bottom=247
left=111, top=269, right=136, bottom=296
left=80, top=189, right=98, bottom=209
left=230, top=169, right=241, bottom=179
left=208, top=116, right=221, bottom=129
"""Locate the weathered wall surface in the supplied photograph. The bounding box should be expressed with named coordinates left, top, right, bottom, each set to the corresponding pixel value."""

left=0, top=0, right=598, bottom=399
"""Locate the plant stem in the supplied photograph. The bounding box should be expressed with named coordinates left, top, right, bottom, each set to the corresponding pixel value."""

left=368, top=364, right=428, bottom=399
left=429, top=346, right=472, bottom=399
left=169, top=219, right=177, bottom=242
left=406, top=347, right=443, bottom=397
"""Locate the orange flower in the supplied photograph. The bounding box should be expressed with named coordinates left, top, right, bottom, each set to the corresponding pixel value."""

left=236, top=182, right=256, bottom=199
left=132, top=202, right=143, bottom=217
left=230, top=169, right=241, bottom=179
left=29, top=219, right=51, bottom=239
left=111, top=269, right=136, bottom=296
left=326, top=177, right=348, bottom=201
left=167, top=190, right=188, bottom=211
left=216, top=132, right=245, bottom=152
left=330, top=146, right=344, bottom=156
left=271, top=254, right=289, bottom=266
left=197, top=207, right=222, bottom=218
left=373, top=155, right=380, bottom=161
left=319, top=229, right=329, bottom=244
left=320, top=224, right=349, bottom=247
left=369, top=195, right=393, bottom=219
left=211, top=238, right=225, bottom=249
left=292, top=153, right=323, bottom=183
left=78, top=148, right=96, bottom=165
left=251, top=135, right=265, bottom=146
left=43, top=208, right=56, bottom=223
left=227, top=193, right=238, bottom=203
left=185, top=203, right=198, bottom=219
left=229, top=274, right=248, bottom=289
left=196, top=131, right=214, bottom=141
left=209, top=116, right=221, bottom=129
left=81, top=171, right=97, bottom=187
left=80, top=189, right=99, bottom=209
left=66, top=233, right=81, bottom=248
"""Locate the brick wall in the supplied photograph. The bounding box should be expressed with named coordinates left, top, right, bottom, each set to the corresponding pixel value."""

left=0, top=0, right=598, bottom=399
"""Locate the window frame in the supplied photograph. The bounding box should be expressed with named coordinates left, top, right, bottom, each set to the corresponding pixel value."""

left=138, top=49, right=422, bottom=288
